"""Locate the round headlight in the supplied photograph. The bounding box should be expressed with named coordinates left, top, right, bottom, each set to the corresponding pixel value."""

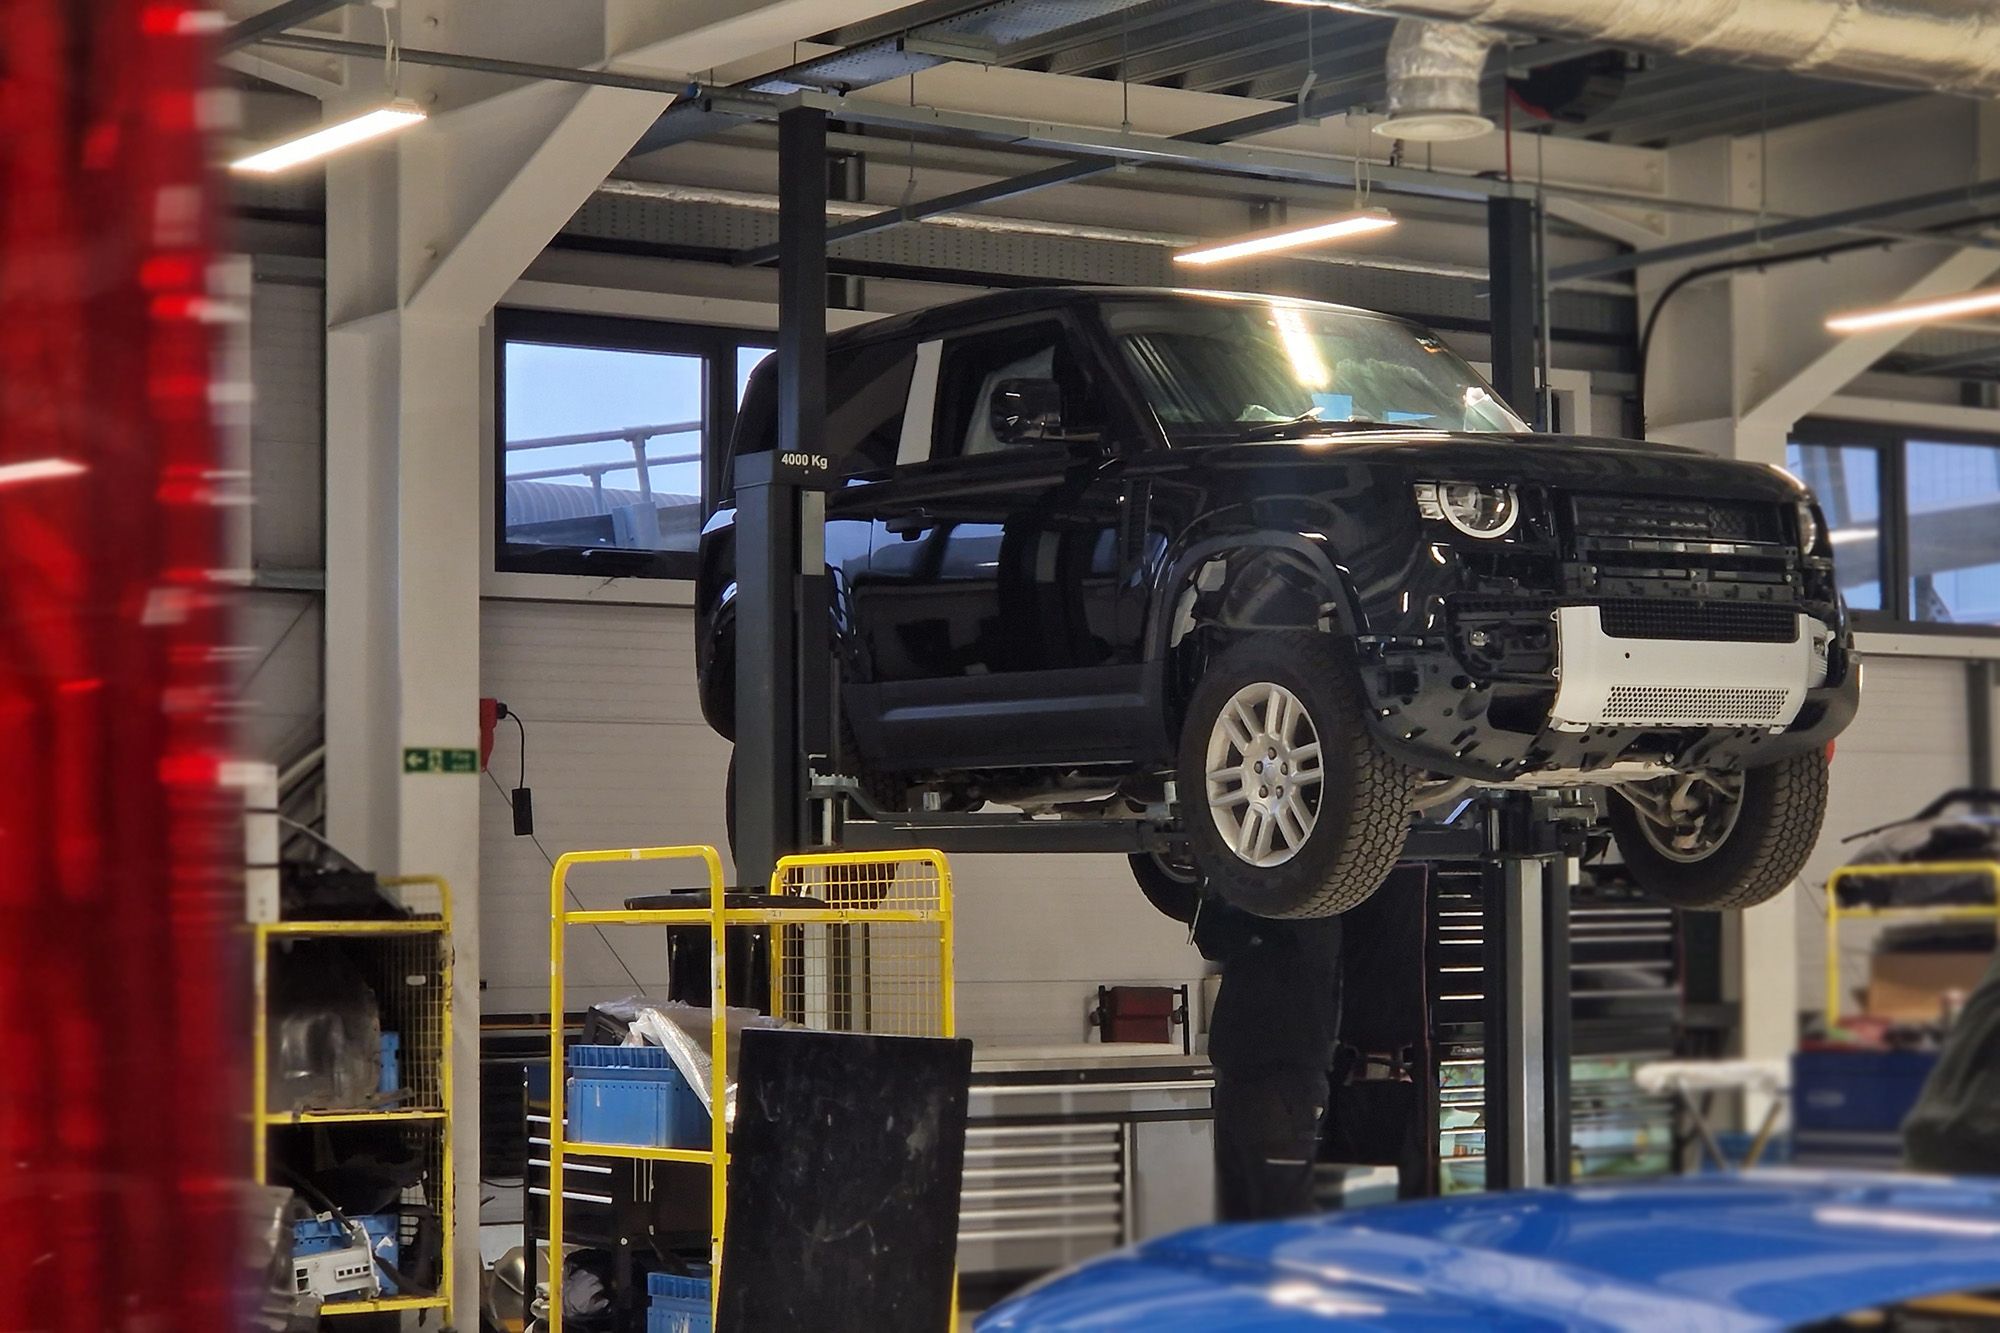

left=1416, top=481, right=1519, bottom=538
left=1796, top=499, right=1822, bottom=553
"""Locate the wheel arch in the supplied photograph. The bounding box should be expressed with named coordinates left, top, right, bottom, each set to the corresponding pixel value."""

left=1144, top=531, right=1365, bottom=733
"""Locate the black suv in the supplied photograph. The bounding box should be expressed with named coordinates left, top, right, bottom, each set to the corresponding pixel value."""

left=697, top=288, right=1858, bottom=918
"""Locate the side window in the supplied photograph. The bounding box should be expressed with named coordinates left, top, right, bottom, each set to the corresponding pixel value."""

left=933, top=321, right=1100, bottom=461
left=825, top=339, right=916, bottom=479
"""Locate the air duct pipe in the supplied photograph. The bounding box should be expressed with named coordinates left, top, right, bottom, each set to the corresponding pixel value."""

left=1314, top=0, right=2000, bottom=99
left=1377, top=20, right=1501, bottom=142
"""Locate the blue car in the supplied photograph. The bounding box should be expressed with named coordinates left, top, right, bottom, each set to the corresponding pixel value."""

left=978, top=1171, right=2000, bottom=1331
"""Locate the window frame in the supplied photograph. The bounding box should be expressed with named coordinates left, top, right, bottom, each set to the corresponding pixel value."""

left=493, top=306, right=770, bottom=581
left=1793, top=416, right=2000, bottom=638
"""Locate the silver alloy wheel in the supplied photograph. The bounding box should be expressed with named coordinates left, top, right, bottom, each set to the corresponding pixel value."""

left=1204, top=681, right=1325, bottom=867
left=1617, top=773, right=1746, bottom=863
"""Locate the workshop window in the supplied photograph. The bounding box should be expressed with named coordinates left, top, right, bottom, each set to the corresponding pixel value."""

left=1791, top=420, right=2000, bottom=631
left=495, top=309, right=767, bottom=580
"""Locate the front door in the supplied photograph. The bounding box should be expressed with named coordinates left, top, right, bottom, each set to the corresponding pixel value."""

left=845, top=313, right=1150, bottom=771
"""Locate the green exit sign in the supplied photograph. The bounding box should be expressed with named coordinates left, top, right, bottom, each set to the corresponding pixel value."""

left=403, top=747, right=479, bottom=775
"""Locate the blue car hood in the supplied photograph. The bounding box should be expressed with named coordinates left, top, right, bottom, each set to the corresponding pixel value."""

left=977, top=1172, right=2000, bottom=1331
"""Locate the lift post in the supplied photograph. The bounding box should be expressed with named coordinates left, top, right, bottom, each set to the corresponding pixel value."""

left=734, top=102, right=835, bottom=886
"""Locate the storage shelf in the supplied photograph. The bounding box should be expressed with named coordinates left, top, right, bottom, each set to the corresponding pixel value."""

left=561, top=907, right=941, bottom=928
left=320, top=1295, right=449, bottom=1315
left=262, top=1108, right=447, bottom=1126
left=559, top=1140, right=719, bottom=1164
left=260, top=919, right=447, bottom=937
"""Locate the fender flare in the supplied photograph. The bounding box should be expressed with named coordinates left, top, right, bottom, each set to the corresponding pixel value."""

left=1144, top=531, right=1364, bottom=665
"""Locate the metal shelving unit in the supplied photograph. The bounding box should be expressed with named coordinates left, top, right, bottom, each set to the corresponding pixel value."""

left=544, top=845, right=955, bottom=1332
left=252, top=875, right=455, bottom=1321
left=1825, top=860, right=2000, bottom=1023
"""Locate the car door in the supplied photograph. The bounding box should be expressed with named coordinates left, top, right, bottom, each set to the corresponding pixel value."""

left=844, top=311, right=1152, bottom=771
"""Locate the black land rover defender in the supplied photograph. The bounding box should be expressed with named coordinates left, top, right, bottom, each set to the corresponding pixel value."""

left=696, top=288, right=1859, bottom=919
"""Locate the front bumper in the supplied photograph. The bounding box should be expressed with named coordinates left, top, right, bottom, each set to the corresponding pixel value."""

left=1359, top=602, right=1858, bottom=782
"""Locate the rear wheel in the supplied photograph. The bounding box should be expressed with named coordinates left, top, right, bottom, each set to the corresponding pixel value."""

left=1127, top=850, right=1203, bottom=925
left=1608, top=749, right=1828, bottom=910
left=1177, top=632, right=1415, bottom=919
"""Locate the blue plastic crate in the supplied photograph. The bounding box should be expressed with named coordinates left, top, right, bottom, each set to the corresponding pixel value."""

left=1793, top=1049, right=1939, bottom=1135
left=647, top=1271, right=712, bottom=1333
left=567, top=1044, right=707, bottom=1148
left=292, top=1213, right=399, bottom=1297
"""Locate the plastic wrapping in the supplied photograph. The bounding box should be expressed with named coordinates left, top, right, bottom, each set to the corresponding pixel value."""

left=626, top=1001, right=791, bottom=1127
left=1839, top=791, right=2000, bottom=908
left=266, top=941, right=383, bottom=1114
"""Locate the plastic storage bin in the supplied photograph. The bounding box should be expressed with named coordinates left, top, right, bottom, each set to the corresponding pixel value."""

left=1793, top=1048, right=1939, bottom=1134
left=647, top=1271, right=712, bottom=1333
left=567, top=1044, right=708, bottom=1148
left=293, top=1213, right=400, bottom=1297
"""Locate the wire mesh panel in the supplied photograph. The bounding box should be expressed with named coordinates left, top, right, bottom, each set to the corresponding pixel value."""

left=769, top=852, right=955, bottom=1040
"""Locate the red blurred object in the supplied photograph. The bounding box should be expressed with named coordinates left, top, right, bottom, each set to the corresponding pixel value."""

left=481, top=696, right=500, bottom=769
left=0, top=3, right=244, bottom=1330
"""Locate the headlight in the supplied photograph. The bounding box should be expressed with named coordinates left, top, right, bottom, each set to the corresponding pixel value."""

left=1414, top=481, right=1520, bottom=539
left=1796, top=498, right=1822, bottom=553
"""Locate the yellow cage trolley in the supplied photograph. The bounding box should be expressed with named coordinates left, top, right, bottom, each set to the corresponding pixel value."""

left=252, top=874, right=455, bottom=1321
left=1824, top=860, right=2000, bottom=1024
left=545, top=846, right=956, bottom=1331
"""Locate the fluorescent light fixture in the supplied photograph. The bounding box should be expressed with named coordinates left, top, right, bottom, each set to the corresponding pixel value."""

left=1826, top=283, right=2000, bottom=334
left=0, top=458, right=85, bottom=488
left=1174, top=210, right=1396, bottom=267
left=230, top=103, right=426, bottom=174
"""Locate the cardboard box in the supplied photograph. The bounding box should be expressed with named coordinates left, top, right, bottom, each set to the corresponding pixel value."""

left=1866, top=951, right=1994, bottom=1021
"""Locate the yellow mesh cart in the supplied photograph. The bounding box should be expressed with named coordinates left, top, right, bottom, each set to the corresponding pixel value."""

left=546, top=847, right=955, bottom=1332
left=252, top=874, right=455, bottom=1321
left=1824, top=861, right=2000, bottom=1023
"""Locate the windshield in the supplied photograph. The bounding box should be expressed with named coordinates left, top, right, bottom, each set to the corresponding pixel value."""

left=1105, top=297, right=1527, bottom=440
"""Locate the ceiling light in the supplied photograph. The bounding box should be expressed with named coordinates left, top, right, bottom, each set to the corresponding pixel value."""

left=1174, top=210, right=1397, bottom=267
left=1826, top=284, right=2000, bottom=334
left=230, top=103, right=426, bottom=174
left=0, top=458, right=85, bottom=488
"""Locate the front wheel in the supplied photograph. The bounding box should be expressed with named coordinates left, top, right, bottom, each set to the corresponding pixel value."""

left=1177, top=632, right=1416, bottom=919
left=1608, top=749, right=1829, bottom=910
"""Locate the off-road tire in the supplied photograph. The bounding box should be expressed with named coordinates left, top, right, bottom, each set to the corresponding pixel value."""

left=1178, top=631, right=1416, bottom=918
left=1127, top=851, right=1204, bottom=925
left=1608, top=749, right=1829, bottom=911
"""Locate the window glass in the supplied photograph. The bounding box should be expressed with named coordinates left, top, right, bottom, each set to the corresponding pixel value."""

left=502, top=341, right=706, bottom=560
left=826, top=340, right=916, bottom=476
left=1905, top=438, right=2000, bottom=625
left=1785, top=440, right=1884, bottom=612
left=934, top=322, right=1099, bottom=460
left=1105, top=297, right=1524, bottom=440
left=737, top=346, right=772, bottom=404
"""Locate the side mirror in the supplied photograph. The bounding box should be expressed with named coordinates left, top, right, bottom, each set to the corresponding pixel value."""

left=989, top=378, right=1065, bottom=445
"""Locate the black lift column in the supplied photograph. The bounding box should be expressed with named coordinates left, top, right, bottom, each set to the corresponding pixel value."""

left=734, top=103, right=834, bottom=886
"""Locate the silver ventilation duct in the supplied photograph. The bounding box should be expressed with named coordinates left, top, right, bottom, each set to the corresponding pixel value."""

left=1321, top=0, right=2000, bottom=100
left=1377, top=20, right=1501, bottom=141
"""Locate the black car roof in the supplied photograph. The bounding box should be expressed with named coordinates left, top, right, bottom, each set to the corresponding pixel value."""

left=829, top=286, right=1430, bottom=351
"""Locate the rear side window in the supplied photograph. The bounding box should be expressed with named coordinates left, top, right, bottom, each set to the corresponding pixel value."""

left=728, top=339, right=917, bottom=491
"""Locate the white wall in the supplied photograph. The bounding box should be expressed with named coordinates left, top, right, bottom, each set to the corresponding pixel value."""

left=475, top=603, right=1206, bottom=1043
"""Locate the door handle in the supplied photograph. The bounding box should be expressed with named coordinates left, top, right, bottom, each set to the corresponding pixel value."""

left=885, top=509, right=934, bottom=539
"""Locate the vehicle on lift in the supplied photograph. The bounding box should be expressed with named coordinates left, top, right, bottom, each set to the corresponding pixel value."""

left=696, top=288, right=1859, bottom=919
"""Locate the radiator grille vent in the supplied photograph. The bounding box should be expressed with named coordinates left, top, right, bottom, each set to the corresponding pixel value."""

left=1601, top=685, right=1792, bottom=727
left=1571, top=494, right=1783, bottom=544
left=1597, top=600, right=1798, bottom=644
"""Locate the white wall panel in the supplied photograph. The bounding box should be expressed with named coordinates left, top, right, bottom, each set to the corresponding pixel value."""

left=476, top=599, right=1211, bottom=1041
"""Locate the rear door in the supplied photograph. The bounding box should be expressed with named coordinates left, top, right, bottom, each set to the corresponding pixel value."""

left=845, top=311, right=1152, bottom=770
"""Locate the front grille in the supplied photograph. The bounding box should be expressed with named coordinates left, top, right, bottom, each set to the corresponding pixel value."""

left=1601, top=684, right=1792, bottom=727
left=1597, top=600, right=1798, bottom=644
left=1571, top=494, right=1783, bottom=545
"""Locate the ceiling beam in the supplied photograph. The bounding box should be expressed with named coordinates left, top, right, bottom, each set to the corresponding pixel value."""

left=731, top=90, right=1379, bottom=266
left=220, top=0, right=350, bottom=55
left=1899, top=344, right=2000, bottom=376
left=1550, top=177, right=2000, bottom=285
